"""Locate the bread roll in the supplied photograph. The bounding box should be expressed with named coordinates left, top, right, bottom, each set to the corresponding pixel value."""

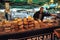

left=14, top=18, right=18, bottom=21
left=23, top=25, right=28, bottom=29
left=0, top=26, right=4, bottom=32
left=17, top=18, right=22, bottom=22
left=14, top=26, right=19, bottom=31
left=28, top=24, right=34, bottom=27
left=12, top=21, right=18, bottom=24
left=19, top=25, right=24, bottom=29
left=24, top=21, right=28, bottom=25
left=4, top=27, right=11, bottom=32
left=34, top=20, right=40, bottom=29
left=28, top=21, right=34, bottom=24
left=18, top=21, right=23, bottom=25
left=47, top=23, right=53, bottom=27
left=23, top=18, right=28, bottom=22
left=11, top=29, right=15, bottom=32
left=28, top=16, right=34, bottom=22
left=28, top=24, right=34, bottom=29
left=40, top=22, right=48, bottom=28
left=11, top=25, right=15, bottom=29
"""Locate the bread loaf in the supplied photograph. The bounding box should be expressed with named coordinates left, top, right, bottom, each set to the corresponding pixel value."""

left=19, top=25, right=24, bottom=29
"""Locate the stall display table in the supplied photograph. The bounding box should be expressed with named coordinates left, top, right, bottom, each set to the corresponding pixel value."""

left=0, top=26, right=60, bottom=40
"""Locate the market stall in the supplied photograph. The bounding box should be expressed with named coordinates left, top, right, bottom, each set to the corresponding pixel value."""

left=0, top=17, right=59, bottom=40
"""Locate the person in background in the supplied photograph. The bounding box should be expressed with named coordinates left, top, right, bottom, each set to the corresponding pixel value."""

left=33, top=7, right=56, bottom=21
left=5, top=9, right=11, bottom=20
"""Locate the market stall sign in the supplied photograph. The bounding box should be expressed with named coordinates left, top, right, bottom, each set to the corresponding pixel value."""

left=8, top=34, right=51, bottom=40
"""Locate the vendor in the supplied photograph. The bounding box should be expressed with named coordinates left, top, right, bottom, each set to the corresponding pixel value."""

left=33, top=7, right=56, bottom=21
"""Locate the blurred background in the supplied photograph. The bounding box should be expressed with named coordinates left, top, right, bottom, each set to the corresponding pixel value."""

left=0, top=0, right=60, bottom=20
